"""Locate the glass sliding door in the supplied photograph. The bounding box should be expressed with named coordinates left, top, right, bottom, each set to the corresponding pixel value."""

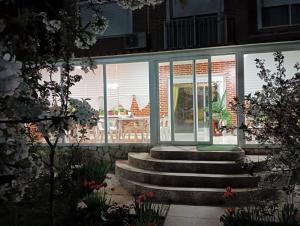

left=158, top=62, right=171, bottom=141
left=195, top=59, right=210, bottom=142
left=173, top=60, right=195, bottom=142
left=158, top=57, right=212, bottom=144
left=211, top=55, right=237, bottom=145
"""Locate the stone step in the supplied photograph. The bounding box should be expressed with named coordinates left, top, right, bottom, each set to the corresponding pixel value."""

left=118, top=177, right=262, bottom=205
left=128, top=152, right=245, bottom=174
left=116, top=161, right=259, bottom=188
left=150, top=146, right=244, bottom=161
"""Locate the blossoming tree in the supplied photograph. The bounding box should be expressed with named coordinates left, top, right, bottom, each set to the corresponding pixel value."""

left=0, top=0, right=163, bottom=225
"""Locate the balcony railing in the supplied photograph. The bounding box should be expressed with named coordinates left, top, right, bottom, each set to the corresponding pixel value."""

left=164, top=14, right=235, bottom=49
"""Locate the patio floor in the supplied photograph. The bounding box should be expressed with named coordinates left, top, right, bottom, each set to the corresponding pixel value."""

left=164, top=205, right=225, bottom=226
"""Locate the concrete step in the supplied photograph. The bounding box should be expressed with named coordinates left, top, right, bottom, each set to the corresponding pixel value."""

left=116, top=161, right=259, bottom=188
left=118, top=177, right=262, bottom=205
left=128, top=152, right=245, bottom=174
left=150, top=146, right=244, bottom=161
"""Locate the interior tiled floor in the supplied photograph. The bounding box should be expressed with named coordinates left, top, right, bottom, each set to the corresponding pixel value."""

left=173, top=133, right=237, bottom=144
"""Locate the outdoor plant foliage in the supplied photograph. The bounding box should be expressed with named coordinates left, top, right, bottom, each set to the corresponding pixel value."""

left=0, top=0, right=163, bottom=225
left=220, top=187, right=300, bottom=226
left=228, top=52, right=300, bottom=226
left=232, top=52, right=300, bottom=188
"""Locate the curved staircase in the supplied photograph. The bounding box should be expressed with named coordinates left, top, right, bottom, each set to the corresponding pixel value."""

left=116, top=146, right=261, bottom=205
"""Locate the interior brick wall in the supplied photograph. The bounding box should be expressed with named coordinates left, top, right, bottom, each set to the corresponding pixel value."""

left=131, top=95, right=150, bottom=117
left=159, top=61, right=237, bottom=124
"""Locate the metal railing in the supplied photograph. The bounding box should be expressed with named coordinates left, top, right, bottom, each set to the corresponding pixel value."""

left=164, top=14, right=235, bottom=49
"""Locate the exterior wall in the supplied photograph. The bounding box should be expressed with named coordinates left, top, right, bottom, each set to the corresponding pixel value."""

left=75, top=0, right=300, bottom=57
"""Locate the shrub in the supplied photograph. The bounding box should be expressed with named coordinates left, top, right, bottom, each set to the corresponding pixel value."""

left=81, top=163, right=110, bottom=184
left=78, top=191, right=111, bottom=225
left=135, top=192, right=169, bottom=226
left=220, top=203, right=300, bottom=226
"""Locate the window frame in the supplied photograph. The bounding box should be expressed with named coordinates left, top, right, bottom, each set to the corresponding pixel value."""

left=257, top=0, right=300, bottom=29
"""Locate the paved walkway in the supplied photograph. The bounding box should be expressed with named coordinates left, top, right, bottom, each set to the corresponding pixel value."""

left=164, top=205, right=225, bottom=226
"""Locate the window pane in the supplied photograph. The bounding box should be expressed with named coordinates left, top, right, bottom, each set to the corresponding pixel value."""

left=211, top=55, right=237, bottom=145
left=171, top=0, right=223, bottom=18
left=80, top=2, right=132, bottom=37
left=159, top=62, right=171, bottom=141
left=106, top=62, right=150, bottom=143
left=262, top=5, right=289, bottom=27
left=68, top=65, right=105, bottom=143
left=244, top=50, right=299, bottom=144
left=292, top=4, right=300, bottom=24
left=195, top=59, right=210, bottom=142
left=262, top=0, right=290, bottom=7
left=173, top=60, right=195, bottom=142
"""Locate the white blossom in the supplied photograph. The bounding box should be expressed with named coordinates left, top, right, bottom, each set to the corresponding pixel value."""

left=75, top=33, right=97, bottom=49
left=90, top=15, right=109, bottom=35
left=117, top=0, right=163, bottom=10
left=77, top=201, right=87, bottom=209
left=39, top=12, right=61, bottom=33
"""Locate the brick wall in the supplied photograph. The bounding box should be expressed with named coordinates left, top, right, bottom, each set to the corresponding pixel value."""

left=159, top=61, right=237, bottom=124
left=131, top=95, right=150, bottom=116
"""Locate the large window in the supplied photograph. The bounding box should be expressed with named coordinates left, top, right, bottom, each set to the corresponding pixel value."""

left=68, top=65, right=105, bottom=143
left=39, top=62, right=150, bottom=144
left=258, top=0, right=300, bottom=28
left=244, top=50, right=300, bottom=144
left=106, top=62, right=150, bottom=143
left=80, top=2, right=132, bottom=37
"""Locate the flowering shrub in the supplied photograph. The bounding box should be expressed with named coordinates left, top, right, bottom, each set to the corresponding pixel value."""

left=135, top=192, right=169, bottom=226
left=231, top=52, right=300, bottom=189
left=0, top=0, right=163, bottom=225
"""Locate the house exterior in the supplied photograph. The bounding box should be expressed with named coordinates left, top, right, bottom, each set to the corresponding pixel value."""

left=45, top=0, right=300, bottom=148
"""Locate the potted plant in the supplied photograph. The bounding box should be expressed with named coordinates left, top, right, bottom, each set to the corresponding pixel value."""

left=211, top=91, right=233, bottom=136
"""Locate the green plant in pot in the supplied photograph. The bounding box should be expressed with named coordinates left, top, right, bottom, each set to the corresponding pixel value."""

left=210, top=91, right=233, bottom=136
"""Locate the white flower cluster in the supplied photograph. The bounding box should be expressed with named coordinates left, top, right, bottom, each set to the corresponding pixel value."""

left=75, top=33, right=97, bottom=50
left=0, top=122, right=42, bottom=202
left=117, top=0, right=163, bottom=10
left=90, top=14, right=109, bottom=35
left=39, top=12, right=61, bottom=34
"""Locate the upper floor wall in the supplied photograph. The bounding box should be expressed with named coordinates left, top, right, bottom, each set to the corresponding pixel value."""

left=77, top=0, right=300, bottom=57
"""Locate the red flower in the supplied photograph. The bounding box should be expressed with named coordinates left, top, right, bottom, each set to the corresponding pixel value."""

left=227, top=207, right=235, bottom=215
left=223, top=187, right=235, bottom=199
left=145, top=191, right=154, bottom=199
left=136, top=194, right=146, bottom=204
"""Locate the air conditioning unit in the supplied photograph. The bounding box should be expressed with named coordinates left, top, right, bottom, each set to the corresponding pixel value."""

left=124, top=32, right=148, bottom=49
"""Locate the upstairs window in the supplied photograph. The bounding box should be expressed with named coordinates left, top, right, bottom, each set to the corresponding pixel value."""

left=258, top=0, right=300, bottom=28
left=171, top=0, right=224, bottom=18
left=80, top=2, right=132, bottom=37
